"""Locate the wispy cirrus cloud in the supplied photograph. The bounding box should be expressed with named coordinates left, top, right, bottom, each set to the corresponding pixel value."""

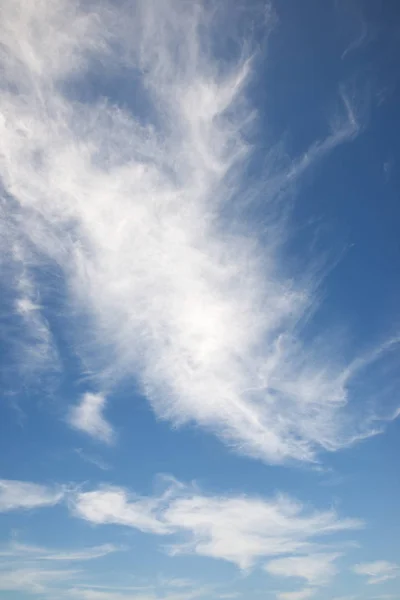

left=66, top=576, right=220, bottom=600
left=0, top=567, right=216, bottom=600
left=68, top=393, right=114, bottom=444
left=276, top=589, right=316, bottom=600
left=67, top=591, right=153, bottom=600
left=74, top=448, right=111, bottom=471
left=0, top=0, right=398, bottom=465
left=0, top=540, right=121, bottom=562
left=0, top=570, right=204, bottom=600
left=0, top=479, right=64, bottom=512
left=70, top=477, right=362, bottom=570
left=0, top=244, right=59, bottom=388
left=265, top=552, right=341, bottom=586
left=0, top=476, right=364, bottom=588
left=0, top=566, right=78, bottom=594
left=13, top=271, right=59, bottom=375
left=353, top=561, right=400, bottom=585
left=70, top=483, right=171, bottom=536
left=67, top=586, right=209, bottom=600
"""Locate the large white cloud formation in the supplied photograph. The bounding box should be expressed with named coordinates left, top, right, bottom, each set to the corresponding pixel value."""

left=0, top=0, right=398, bottom=464
left=70, top=477, right=362, bottom=570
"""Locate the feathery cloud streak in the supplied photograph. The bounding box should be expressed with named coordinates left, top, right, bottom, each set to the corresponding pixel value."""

left=68, top=393, right=114, bottom=444
left=0, top=477, right=363, bottom=591
left=353, top=561, right=400, bottom=585
left=265, top=553, right=341, bottom=586
left=0, top=0, right=398, bottom=464
left=71, top=478, right=362, bottom=569
left=276, top=589, right=316, bottom=600
left=0, top=480, right=64, bottom=512
left=0, top=567, right=77, bottom=594
left=0, top=540, right=120, bottom=562
left=66, top=584, right=210, bottom=600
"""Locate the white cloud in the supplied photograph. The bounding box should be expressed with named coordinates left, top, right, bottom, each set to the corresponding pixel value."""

left=67, top=591, right=152, bottom=600
left=68, top=393, right=114, bottom=444
left=0, top=246, right=59, bottom=386
left=276, top=589, right=316, bottom=600
left=71, top=479, right=362, bottom=569
left=163, top=495, right=358, bottom=569
left=0, top=563, right=211, bottom=600
left=0, top=0, right=398, bottom=465
left=0, top=540, right=120, bottom=562
left=73, top=486, right=170, bottom=534
left=67, top=588, right=206, bottom=600
left=159, top=578, right=196, bottom=589
left=265, top=553, right=340, bottom=586
left=63, top=578, right=213, bottom=600
left=74, top=448, right=110, bottom=471
left=353, top=561, right=400, bottom=584
left=0, top=480, right=64, bottom=512
left=70, top=484, right=172, bottom=535
left=0, top=566, right=77, bottom=594
left=13, top=271, right=59, bottom=374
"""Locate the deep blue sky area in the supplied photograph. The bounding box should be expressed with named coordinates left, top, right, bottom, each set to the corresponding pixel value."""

left=244, top=0, right=400, bottom=368
left=0, top=1, right=399, bottom=600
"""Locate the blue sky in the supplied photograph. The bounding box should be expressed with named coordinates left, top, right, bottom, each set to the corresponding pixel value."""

left=0, top=1, right=399, bottom=599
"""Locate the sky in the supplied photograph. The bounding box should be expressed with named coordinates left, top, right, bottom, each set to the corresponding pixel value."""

left=0, top=0, right=399, bottom=599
